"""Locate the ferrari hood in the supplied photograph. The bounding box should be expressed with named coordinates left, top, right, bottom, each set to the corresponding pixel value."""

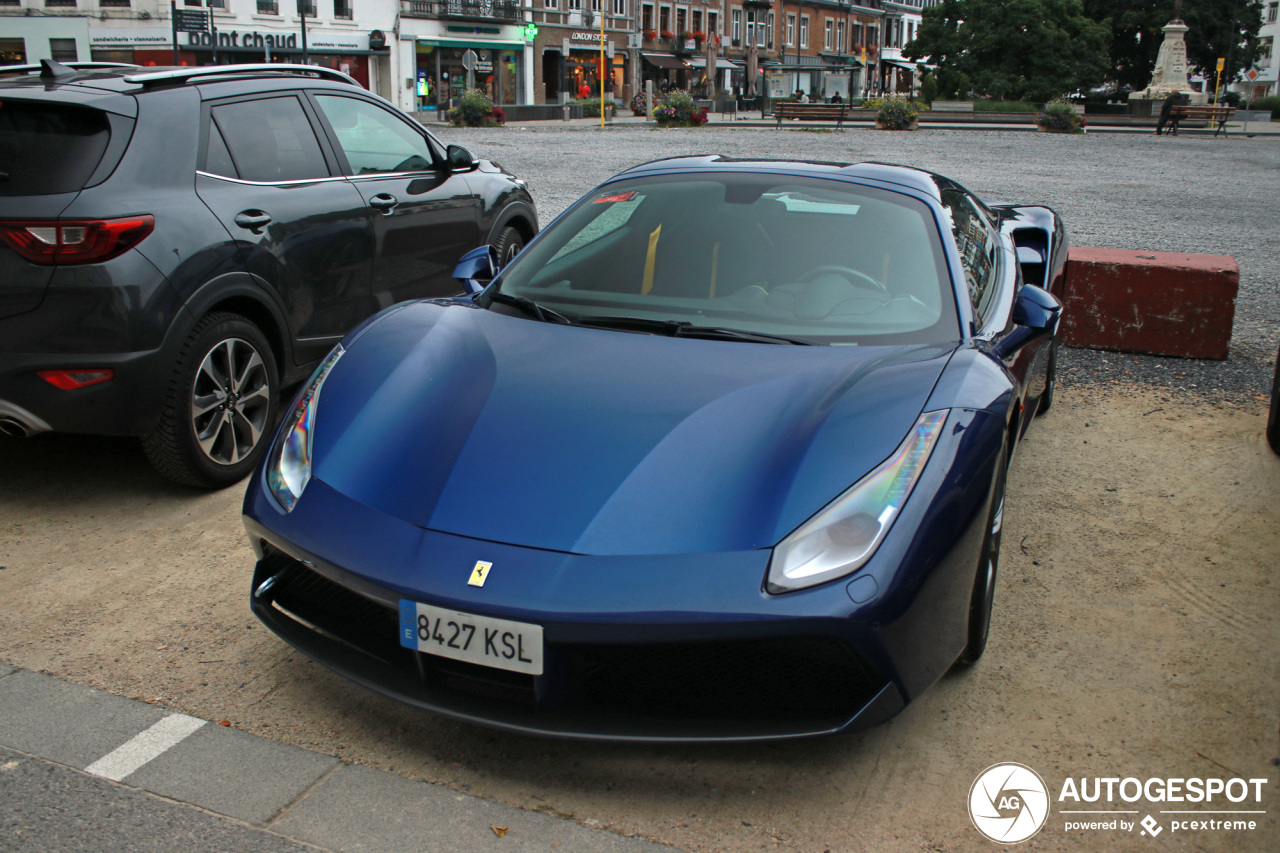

left=311, top=301, right=956, bottom=556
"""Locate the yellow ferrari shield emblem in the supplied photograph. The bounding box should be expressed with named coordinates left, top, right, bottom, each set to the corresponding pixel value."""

left=467, top=561, right=492, bottom=587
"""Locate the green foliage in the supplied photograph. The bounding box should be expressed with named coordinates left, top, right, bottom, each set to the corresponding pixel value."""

left=1250, top=95, right=1280, bottom=118
left=574, top=98, right=617, bottom=118
left=905, top=0, right=1111, bottom=102
left=973, top=99, right=1040, bottom=111
left=1081, top=0, right=1265, bottom=90
left=876, top=96, right=920, bottom=129
left=1035, top=98, right=1086, bottom=131
left=919, top=69, right=941, bottom=105
left=446, top=89, right=505, bottom=128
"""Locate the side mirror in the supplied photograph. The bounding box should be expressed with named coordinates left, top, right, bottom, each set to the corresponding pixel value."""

left=452, top=244, right=500, bottom=296
left=446, top=144, right=478, bottom=172
left=994, top=284, right=1061, bottom=358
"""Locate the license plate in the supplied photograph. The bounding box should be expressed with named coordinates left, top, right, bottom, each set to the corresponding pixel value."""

left=398, top=600, right=543, bottom=676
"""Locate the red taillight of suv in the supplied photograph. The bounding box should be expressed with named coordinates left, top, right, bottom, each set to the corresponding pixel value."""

left=0, top=215, right=155, bottom=265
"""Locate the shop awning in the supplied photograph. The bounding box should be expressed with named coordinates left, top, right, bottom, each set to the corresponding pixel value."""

left=881, top=58, right=921, bottom=72
left=687, top=57, right=741, bottom=69
left=642, top=53, right=690, bottom=70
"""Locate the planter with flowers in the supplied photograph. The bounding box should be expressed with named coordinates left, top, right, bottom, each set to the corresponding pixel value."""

left=1035, top=99, right=1085, bottom=134
left=446, top=89, right=506, bottom=128
left=875, top=96, right=918, bottom=130
left=652, top=90, right=709, bottom=127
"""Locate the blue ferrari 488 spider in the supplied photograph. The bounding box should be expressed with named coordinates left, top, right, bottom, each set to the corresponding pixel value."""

left=244, top=157, right=1066, bottom=742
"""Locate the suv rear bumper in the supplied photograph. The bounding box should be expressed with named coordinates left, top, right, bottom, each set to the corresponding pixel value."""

left=0, top=344, right=177, bottom=437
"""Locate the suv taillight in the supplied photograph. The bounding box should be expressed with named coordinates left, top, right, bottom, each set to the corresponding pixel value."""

left=0, top=215, right=155, bottom=265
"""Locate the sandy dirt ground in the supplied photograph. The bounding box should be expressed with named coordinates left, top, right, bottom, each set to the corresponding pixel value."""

left=1, top=383, right=1277, bottom=852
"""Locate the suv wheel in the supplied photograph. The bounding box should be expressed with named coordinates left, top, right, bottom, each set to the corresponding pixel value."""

left=143, top=312, right=278, bottom=489
left=493, top=225, right=524, bottom=268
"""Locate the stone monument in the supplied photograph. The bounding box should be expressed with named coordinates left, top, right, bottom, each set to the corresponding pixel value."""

left=1130, top=2, right=1208, bottom=106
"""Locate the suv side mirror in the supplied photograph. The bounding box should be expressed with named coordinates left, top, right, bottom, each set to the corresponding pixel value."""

left=446, top=144, right=478, bottom=172
left=453, top=244, right=499, bottom=296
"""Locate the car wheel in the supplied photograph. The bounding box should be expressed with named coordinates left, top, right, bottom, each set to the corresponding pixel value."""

left=958, top=451, right=1008, bottom=664
left=1036, top=339, right=1057, bottom=416
left=1268, top=338, right=1280, bottom=455
left=493, top=225, right=524, bottom=269
left=142, top=312, right=278, bottom=489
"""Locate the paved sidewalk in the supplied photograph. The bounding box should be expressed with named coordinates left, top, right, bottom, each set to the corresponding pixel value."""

left=0, top=663, right=678, bottom=853
left=416, top=109, right=1280, bottom=135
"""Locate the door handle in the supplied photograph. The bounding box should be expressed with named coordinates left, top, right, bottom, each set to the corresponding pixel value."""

left=234, top=210, right=272, bottom=233
left=369, top=193, right=398, bottom=214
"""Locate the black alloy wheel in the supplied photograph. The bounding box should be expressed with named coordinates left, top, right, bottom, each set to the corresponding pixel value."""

left=143, top=312, right=279, bottom=489
left=1036, top=339, right=1057, bottom=416
left=958, top=450, right=1009, bottom=664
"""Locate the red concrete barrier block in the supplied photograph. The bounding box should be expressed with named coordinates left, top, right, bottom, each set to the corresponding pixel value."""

left=1058, top=248, right=1239, bottom=360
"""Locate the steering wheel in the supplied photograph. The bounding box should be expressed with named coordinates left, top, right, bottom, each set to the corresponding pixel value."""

left=800, top=265, right=890, bottom=297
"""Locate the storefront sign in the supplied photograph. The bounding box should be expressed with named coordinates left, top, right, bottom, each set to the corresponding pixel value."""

left=571, top=32, right=607, bottom=43
left=185, top=29, right=368, bottom=52
left=89, top=27, right=173, bottom=48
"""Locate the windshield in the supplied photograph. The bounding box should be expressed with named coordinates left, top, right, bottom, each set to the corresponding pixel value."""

left=494, top=172, right=960, bottom=345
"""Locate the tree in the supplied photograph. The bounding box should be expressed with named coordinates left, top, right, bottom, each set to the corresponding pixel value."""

left=904, top=0, right=1112, bottom=101
left=1082, top=0, right=1265, bottom=91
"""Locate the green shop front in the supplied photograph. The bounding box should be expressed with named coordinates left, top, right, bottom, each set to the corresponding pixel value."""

left=412, top=26, right=527, bottom=112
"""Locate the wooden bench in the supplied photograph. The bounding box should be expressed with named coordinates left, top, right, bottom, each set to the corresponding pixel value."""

left=1169, top=104, right=1236, bottom=136
left=774, top=102, right=848, bottom=128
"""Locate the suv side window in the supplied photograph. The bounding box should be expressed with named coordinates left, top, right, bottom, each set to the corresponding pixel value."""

left=210, top=96, right=329, bottom=183
left=940, top=189, right=998, bottom=324
left=313, top=94, right=436, bottom=175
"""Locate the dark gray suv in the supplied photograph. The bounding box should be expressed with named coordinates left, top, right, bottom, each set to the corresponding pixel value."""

left=0, top=61, right=536, bottom=487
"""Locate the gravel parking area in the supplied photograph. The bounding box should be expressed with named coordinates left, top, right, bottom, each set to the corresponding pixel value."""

left=2, top=129, right=1278, bottom=852
left=435, top=125, right=1280, bottom=405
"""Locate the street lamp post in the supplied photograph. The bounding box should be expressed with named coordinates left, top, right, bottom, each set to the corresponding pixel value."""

left=299, top=0, right=309, bottom=64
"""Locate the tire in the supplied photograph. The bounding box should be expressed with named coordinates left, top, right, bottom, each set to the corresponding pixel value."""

left=492, top=225, right=524, bottom=269
left=1268, top=338, right=1280, bottom=455
left=142, top=312, right=279, bottom=489
left=1036, top=339, right=1057, bottom=416
left=958, top=450, right=1008, bottom=664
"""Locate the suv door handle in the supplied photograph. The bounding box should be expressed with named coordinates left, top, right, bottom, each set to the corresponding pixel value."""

left=369, top=193, right=398, bottom=214
left=234, top=210, right=272, bottom=233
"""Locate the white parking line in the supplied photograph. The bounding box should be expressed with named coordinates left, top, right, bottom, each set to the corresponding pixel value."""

left=84, top=714, right=207, bottom=781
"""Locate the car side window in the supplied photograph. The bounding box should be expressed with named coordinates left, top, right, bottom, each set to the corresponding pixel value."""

left=314, top=94, right=436, bottom=176
left=940, top=190, right=998, bottom=324
left=204, top=122, right=238, bottom=178
left=210, top=96, right=330, bottom=183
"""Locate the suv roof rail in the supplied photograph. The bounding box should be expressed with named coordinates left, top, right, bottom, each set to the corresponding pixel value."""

left=123, top=64, right=359, bottom=89
left=0, top=61, right=142, bottom=77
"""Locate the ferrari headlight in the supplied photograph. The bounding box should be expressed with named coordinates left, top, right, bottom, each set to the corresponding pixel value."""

left=267, top=344, right=344, bottom=512
left=767, top=410, right=949, bottom=593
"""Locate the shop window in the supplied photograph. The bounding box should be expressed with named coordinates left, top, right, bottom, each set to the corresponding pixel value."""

left=210, top=96, right=329, bottom=183
left=49, top=39, right=78, bottom=62
left=0, top=38, right=26, bottom=63
left=334, top=0, right=351, bottom=18
left=315, top=95, right=436, bottom=176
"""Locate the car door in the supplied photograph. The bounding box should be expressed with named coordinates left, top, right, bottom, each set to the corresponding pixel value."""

left=941, top=187, right=1049, bottom=392
left=194, top=93, right=376, bottom=366
left=308, top=92, right=481, bottom=303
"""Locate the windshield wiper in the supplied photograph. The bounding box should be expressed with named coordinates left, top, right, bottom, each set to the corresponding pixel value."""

left=484, top=291, right=572, bottom=325
left=576, top=316, right=813, bottom=345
